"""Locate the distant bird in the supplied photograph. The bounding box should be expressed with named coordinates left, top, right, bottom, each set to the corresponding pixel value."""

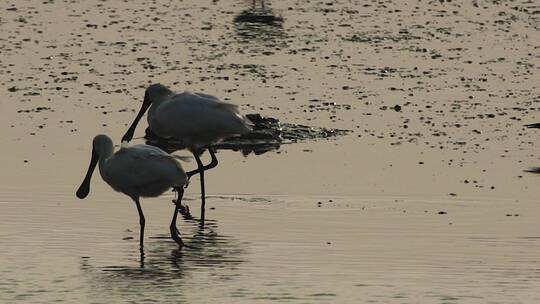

left=524, top=123, right=540, bottom=174
left=121, top=84, right=252, bottom=224
left=525, top=123, right=540, bottom=129
left=76, top=134, right=189, bottom=248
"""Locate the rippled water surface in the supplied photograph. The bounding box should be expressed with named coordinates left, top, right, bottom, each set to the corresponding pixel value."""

left=2, top=191, right=540, bottom=303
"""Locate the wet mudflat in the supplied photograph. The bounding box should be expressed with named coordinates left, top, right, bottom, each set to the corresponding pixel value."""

left=1, top=0, right=540, bottom=303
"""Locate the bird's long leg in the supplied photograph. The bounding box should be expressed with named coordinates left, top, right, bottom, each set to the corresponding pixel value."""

left=174, top=187, right=193, bottom=220
left=193, top=152, right=207, bottom=224
left=139, top=247, right=145, bottom=269
left=170, top=187, right=185, bottom=247
left=186, top=148, right=218, bottom=179
left=133, top=198, right=146, bottom=249
left=186, top=148, right=219, bottom=226
left=205, top=147, right=219, bottom=171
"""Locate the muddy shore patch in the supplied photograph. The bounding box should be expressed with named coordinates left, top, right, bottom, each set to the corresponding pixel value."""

left=144, top=113, right=351, bottom=155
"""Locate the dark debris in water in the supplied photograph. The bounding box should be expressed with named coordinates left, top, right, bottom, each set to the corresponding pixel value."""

left=145, top=113, right=351, bottom=155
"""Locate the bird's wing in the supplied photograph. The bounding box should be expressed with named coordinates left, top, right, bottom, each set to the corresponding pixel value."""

left=107, top=146, right=187, bottom=189
left=192, top=91, right=221, bottom=101
left=129, top=145, right=187, bottom=174
left=155, top=93, right=252, bottom=137
left=214, top=101, right=241, bottom=114
left=177, top=91, right=240, bottom=113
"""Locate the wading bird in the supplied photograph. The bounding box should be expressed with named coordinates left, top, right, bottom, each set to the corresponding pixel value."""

left=76, top=134, right=189, bottom=248
left=121, top=84, right=252, bottom=224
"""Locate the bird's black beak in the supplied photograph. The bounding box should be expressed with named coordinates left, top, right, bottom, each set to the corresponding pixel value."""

left=76, top=147, right=99, bottom=199
left=121, top=93, right=152, bottom=143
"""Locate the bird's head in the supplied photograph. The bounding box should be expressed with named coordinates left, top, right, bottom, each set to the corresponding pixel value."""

left=145, top=83, right=173, bottom=104
left=121, top=83, right=173, bottom=143
left=76, top=134, right=113, bottom=199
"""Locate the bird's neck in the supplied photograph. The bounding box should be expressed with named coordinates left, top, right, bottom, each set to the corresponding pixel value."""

left=148, top=98, right=166, bottom=120
left=97, top=148, right=114, bottom=179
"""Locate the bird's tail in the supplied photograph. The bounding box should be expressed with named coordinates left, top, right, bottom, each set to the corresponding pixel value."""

left=171, top=155, right=192, bottom=162
left=243, top=114, right=255, bottom=131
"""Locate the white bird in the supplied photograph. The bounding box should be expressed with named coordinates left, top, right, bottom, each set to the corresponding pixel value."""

left=76, top=134, right=189, bottom=248
left=121, top=84, right=252, bottom=223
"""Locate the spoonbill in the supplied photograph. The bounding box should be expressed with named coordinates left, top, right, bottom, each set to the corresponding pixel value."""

left=76, top=134, right=189, bottom=248
left=121, top=84, right=252, bottom=223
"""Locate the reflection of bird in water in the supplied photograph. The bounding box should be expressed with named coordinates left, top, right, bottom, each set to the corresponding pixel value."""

left=233, top=0, right=286, bottom=52
left=166, top=219, right=247, bottom=269
left=76, top=134, right=189, bottom=248
left=121, top=84, right=253, bottom=225
left=79, top=218, right=247, bottom=301
left=234, top=0, right=284, bottom=24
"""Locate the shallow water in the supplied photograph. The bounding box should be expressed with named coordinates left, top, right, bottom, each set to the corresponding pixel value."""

left=2, top=190, right=540, bottom=303
left=2, top=0, right=540, bottom=302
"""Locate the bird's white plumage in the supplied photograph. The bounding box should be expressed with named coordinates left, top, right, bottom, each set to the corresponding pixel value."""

left=95, top=136, right=187, bottom=198
left=147, top=89, right=252, bottom=150
left=77, top=134, right=189, bottom=248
